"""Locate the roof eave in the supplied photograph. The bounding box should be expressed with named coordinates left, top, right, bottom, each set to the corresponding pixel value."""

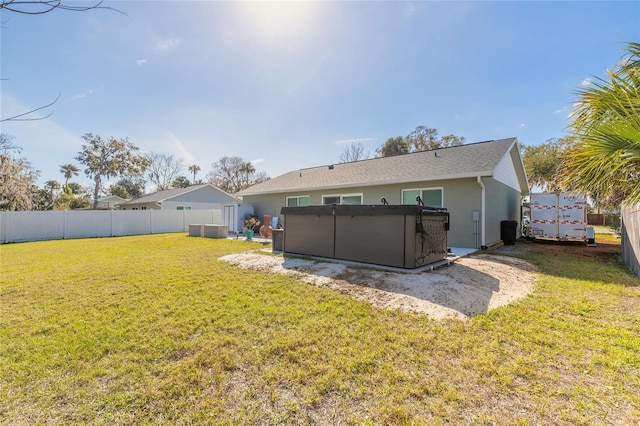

left=239, top=171, right=495, bottom=196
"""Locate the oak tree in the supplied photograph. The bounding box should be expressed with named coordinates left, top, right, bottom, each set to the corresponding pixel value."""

left=76, top=133, right=149, bottom=209
left=0, top=133, right=40, bottom=210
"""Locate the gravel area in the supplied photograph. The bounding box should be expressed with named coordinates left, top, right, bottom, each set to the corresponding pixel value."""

left=220, top=251, right=537, bottom=320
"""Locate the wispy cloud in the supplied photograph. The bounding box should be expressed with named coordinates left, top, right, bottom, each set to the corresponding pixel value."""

left=404, top=2, right=416, bottom=17
left=167, top=131, right=197, bottom=165
left=335, top=137, right=376, bottom=146
left=250, top=158, right=265, bottom=165
left=136, top=58, right=148, bottom=67
left=520, top=123, right=526, bottom=127
left=71, top=89, right=94, bottom=101
left=155, top=37, right=180, bottom=53
left=554, top=106, right=568, bottom=114
left=581, top=78, right=592, bottom=86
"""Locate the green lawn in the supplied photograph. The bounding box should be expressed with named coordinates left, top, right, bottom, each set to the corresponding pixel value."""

left=1, top=234, right=638, bottom=424
left=591, top=225, right=621, bottom=242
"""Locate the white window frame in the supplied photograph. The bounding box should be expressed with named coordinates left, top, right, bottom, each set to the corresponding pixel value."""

left=401, top=187, right=444, bottom=207
left=321, top=193, right=363, bottom=205
left=176, top=205, right=192, bottom=211
left=285, top=195, right=310, bottom=207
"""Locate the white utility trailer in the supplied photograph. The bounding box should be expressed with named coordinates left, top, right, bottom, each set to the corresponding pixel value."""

left=526, top=192, right=587, bottom=242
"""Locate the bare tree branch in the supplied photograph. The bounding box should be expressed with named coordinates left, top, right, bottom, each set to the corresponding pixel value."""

left=1, top=1, right=125, bottom=121
left=146, top=152, right=184, bottom=190
left=339, top=142, right=369, bottom=163
left=0, top=0, right=125, bottom=16
left=207, top=156, right=269, bottom=193
left=0, top=92, right=60, bottom=122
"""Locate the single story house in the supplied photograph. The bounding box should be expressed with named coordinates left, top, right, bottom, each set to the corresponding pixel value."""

left=237, top=138, right=529, bottom=249
left=86, top=195, right=127, bottom=210
left=118, top=184, right=240, bottom=211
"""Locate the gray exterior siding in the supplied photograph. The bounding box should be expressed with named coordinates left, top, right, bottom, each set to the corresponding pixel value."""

left=483, top=177, right=523, bottom=245
left=120, top=185, right=239, bottom=211
left=238, top=139, right=529, bottom=249
left=243, top=176, right=523, bottom=249
left=163, top=186, right=238, bottom=210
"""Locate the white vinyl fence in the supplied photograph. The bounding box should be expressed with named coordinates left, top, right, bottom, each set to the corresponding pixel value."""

left=0, top=209, right=222, bottom=244
left=621, top=202, right=640, bottom=276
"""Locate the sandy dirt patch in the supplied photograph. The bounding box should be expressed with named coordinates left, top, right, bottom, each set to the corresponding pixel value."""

left=219, top=252, right=537, bottom=320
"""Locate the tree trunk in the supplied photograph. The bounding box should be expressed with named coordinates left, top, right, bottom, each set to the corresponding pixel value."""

left=92, top=175, right=101, bottom=210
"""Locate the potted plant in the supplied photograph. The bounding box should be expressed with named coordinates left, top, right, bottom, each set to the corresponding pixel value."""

left=243, top=216, right=261, bottom=240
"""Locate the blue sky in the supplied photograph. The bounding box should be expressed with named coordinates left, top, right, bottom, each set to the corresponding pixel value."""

left=1, top=1, right=639, bottom=189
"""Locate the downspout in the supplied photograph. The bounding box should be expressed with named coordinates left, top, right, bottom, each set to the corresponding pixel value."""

left=477, top=176, right=486, bottom=249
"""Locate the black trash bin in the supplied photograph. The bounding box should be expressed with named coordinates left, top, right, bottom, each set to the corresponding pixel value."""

left=501, top=220, right=518, bottom=245
left=272, top=229, right=284, bottom=253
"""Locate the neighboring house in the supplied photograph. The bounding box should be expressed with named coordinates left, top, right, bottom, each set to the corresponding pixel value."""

left=87, top=195, right=127, bottom=210
left=118, top=184, right=240, bottom=211
left=237, top=138, right=529, bottom=249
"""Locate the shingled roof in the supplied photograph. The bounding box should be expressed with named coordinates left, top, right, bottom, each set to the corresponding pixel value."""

left=238, top=138, right=522, bottom=196
left=119, top=184, right=237, bottom=206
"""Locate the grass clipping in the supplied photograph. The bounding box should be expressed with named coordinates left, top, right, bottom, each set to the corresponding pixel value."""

left=220, top=252, right=536, bottom=320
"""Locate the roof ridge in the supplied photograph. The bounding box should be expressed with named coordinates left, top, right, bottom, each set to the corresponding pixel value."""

left=297, top=137, right=515, bottom=171
left=237, top=137, right=521, bottom=196
left=121, top=183, right=219, bottom=204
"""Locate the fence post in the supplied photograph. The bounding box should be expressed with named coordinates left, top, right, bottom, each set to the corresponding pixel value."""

left=1, top=212, right=6, bottom=243
left=621, top=203, right=640, bottom=276
left=6, top=211, right=12, bottom=243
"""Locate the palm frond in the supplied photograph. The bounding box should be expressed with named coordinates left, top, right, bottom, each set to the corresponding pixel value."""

left=560, top=42, right=640, bottom=204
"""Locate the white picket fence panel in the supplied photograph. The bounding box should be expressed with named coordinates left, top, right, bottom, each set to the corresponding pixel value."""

left=0, top=209, right=222, bottom=244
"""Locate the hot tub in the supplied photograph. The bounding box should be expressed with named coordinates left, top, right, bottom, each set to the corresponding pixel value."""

left=280, top=205, right=449, bottom=269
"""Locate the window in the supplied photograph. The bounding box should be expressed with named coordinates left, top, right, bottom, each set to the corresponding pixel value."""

left=322, top=194, right=363, bottom=205
left=401, top=188, right=443, bottom=207
left=341, top=195, right=362, bottom=205
left=176, top=205, right=192, bottom=211
left=323, top=196, right=340, bottom=205
left=286, top=196, right=310, bottom=207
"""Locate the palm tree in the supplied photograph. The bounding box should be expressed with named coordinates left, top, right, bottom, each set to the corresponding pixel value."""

left=188, top=164, right=201, bottom=185
left=60, top=163, right=79, bottom=193
left=560, top=42, right=640, bottom=205
left=239, top=162, right=255, bottom=190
